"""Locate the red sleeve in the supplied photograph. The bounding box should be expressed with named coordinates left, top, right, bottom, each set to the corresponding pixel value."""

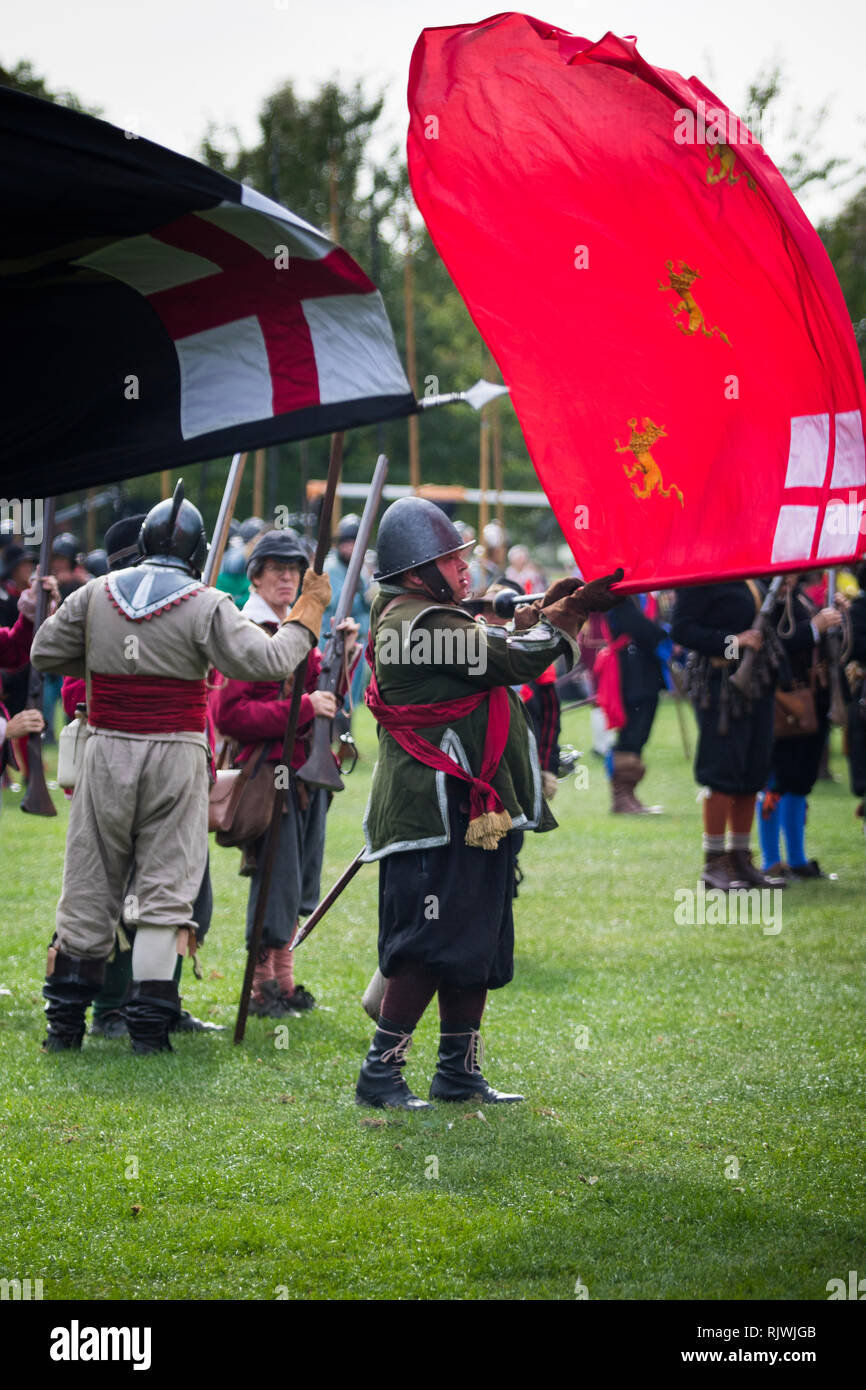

left=0, top=613, right=33, bottom=671
left=62, top=677, right=87, bottom=719
left=215, top=678, right=292, bottom=744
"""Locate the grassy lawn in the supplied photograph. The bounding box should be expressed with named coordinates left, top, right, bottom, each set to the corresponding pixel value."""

left=1, top=700, right=863, bottom=1301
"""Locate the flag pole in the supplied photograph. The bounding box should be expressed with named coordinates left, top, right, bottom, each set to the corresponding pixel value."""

left=234, top=430, right=345, bottom=1043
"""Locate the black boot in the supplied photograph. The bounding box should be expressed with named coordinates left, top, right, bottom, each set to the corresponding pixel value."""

left=124, top=980, right=181, bottom=1054
left=43, top=948, right=106, bottom=1051
left=355, top=1016, right=432, bottom=1110
left=429, top=1023, right=524, bottom=1104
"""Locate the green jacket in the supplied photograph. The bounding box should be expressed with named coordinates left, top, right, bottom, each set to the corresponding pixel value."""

left=362, top=585, right=578, bottom=859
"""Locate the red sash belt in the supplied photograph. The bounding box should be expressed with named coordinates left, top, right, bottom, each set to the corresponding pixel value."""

left=89, top=673, right=208, bottom=734
left=364, top=669, right=511, bottom=822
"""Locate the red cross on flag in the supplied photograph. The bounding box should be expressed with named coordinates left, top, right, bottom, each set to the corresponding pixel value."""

left=407, top=14, right=866, bottom=591
left=1, top=90, right=415, bottom=496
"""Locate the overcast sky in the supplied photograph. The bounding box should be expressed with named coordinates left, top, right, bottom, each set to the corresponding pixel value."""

left=6, top=0, right=864, bottom=224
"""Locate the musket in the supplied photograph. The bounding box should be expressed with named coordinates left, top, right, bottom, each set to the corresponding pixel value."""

left=202, top=452, right=247, bottom=587
left=296, top=453, right=388, bottom=792
left=825, top=570, right=847, bottom=726
left=290, top=849, right=366, bottom=951
left=728, top=575, right=784, bottom=696
left=21, top=496, right=57, bottom=817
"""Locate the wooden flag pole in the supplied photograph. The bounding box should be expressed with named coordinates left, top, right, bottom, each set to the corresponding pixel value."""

left=234, top=431, right=345, bottom=1043
left=404, top=211, right=420, bottom=492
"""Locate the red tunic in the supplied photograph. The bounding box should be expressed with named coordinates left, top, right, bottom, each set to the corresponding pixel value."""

left=215, top=643, right=322, bottom=770
left=0, top=612, right=33, bottom=672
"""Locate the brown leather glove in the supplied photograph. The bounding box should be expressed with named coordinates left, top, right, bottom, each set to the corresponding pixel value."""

left=512, top=600, right=543, bottom=632
left=285, top=568, right=332, bottom=640
left=541, top=568, right=625, bottom=638
left=540, top=576, right=584, bottom=606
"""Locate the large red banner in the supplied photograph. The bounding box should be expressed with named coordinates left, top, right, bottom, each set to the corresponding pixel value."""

left=408, top=14, right=866, bottom=591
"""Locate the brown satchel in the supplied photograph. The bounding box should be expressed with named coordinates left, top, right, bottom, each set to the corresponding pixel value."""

left=774, top=687, right=818, bottom=739
left=209, top=743, right=276, bottom=845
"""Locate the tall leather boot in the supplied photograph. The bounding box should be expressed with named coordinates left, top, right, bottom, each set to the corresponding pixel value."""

left=124, top=979, right=181, bottom=1054
left=355, top=1016, right=432, bottom=1110
left=429, top=1023, right=524, bottom=1104
left=43, top=947, right=107, bottom=1051
left=610, top=752, right=638, bottom=813
left=611, top=752, right=661, bottom=813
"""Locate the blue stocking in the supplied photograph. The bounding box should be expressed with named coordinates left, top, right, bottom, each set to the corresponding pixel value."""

left=757, top=790, right=781, bottom=869
left=780, top=793, right=808, bottom=868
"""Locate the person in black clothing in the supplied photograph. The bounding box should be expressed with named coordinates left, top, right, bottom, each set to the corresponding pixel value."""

left=606, top=596, right=667, bottom=813
left=671, top=580, right=787, bottom=891
left=844, top=564, right=866, bottom=837
left=757, top=575, right=842, bottom=878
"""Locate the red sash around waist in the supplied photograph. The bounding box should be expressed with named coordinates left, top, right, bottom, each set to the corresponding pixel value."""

left=364, top=669, right=511, bottom=823
left=89, top=673, right=208, bottom=734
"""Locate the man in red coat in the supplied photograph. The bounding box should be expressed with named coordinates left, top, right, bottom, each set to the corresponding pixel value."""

left=215, top=529, right=359, bottom=1017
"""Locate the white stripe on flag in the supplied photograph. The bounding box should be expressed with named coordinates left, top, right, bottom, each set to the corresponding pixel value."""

left=175, top=316, right=273, bottom=439
left=199, top=200, right=331, bottom=262
left=771, top=505, right=818, bottom=563
left=302, top=291, right=412, bottom=404
left=830, top=410, right=866, bottom=488
left=75, top=235, right=219, bottom=294
left=784, top=415, right=830, bottom=488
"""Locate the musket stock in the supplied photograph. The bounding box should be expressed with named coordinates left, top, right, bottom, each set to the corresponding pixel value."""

left=297, top=454, right=389, bottom=791
left=728, top=575, right=784, bottom=697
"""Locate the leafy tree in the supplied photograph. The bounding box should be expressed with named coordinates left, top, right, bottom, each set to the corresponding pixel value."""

left=0, top=59, right=99, bottom=114
left=820, top=183, right=866, bottom=372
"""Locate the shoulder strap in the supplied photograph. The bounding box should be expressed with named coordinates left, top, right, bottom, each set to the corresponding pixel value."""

left=744, top=579, right=762, bottom=617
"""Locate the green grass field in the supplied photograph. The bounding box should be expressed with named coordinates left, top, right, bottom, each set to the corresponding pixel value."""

left=1, top=700, right=863, bottom=1301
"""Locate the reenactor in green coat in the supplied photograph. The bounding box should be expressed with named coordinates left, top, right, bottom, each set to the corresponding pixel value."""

left=357, top=496, right=622, bottom=1109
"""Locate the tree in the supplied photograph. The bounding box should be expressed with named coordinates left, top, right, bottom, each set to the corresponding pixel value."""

left=820, top=183, right=866, bottom=372
left=0, top=59, right=99, bottom=114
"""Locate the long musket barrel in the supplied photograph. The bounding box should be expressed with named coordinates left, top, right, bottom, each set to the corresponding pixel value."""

left=290, top=850, right=366, bottom=951
left=296, top=454, right=389, bottom=792
left=20, top=495, right=57, bottom=817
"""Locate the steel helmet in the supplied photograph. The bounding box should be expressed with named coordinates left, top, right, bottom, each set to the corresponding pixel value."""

left=374, top=497, right=471, bottom=581
left=335, top=513, right=362, bottom=544
left=139, top=481, right=208, bottom=577
left=52, top=532, right=80, bottom=564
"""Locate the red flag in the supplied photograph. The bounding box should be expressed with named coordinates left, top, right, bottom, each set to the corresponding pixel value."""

left=408, top=14, right=866, bottom=591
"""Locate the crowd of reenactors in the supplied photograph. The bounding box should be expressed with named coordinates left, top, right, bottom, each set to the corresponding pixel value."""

left=2, top=499, right=865, bottom=1107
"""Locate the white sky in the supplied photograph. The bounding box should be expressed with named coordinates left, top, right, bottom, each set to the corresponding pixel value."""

left=5, top=0, right=865, bottom=224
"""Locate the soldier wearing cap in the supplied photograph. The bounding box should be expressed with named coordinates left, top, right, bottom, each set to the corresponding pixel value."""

left=215, top=528, right=359, bottom=1017
left=355, top=496, right=622, bottom=1109
left=30, top=484, right=331, bottom=1054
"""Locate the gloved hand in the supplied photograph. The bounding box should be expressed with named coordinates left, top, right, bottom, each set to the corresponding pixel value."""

left=540, top=576, right=584, bottom=606
left=300, top=569, right=332, bottom=605
left=542, top=568, right=625, bottom=637
left=512, top=600, right=542, bottom=632
left=285, top=569, right=332, bottom=640
left=512, top=576, right=583, bottom=630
